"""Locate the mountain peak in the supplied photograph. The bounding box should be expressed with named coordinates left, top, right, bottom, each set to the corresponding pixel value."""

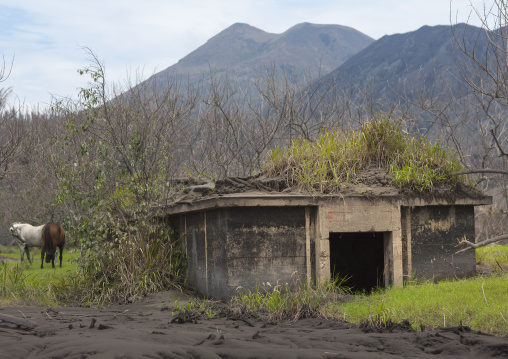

left=214, top=22, right=274, bottom=41
left=227, top=22, right=259, bottom=30
left=149, top=22, right=374, bottom=88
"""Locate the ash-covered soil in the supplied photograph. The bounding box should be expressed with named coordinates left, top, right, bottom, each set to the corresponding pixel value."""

left=1, top=290, right=507, bottom=359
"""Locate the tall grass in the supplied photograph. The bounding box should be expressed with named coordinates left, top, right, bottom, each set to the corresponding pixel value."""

left=265, top=118, right=466, bottom=192
left=1, top=222, right=187, bottom=305
left=217, top=249, right=508, bottom=335
left=0, top=229, right=187, bottom=306
left=477, top=245, right=508, bottom=273
left=78, top=223, right=186, bottom=304
left=219, top=272, right=508, bottom=335
left=0, top=250, right=82, bottom=306
left=231, top=276, right=351, bottom=322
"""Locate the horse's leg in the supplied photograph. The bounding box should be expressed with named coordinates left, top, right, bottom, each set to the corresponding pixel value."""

left=58, top=245, right=64, bottom=267
left=25, top=247, right=31, bottom=264
left=52, top=253, right=55, bottom=269
left=40, top=250, right=44, bottom=269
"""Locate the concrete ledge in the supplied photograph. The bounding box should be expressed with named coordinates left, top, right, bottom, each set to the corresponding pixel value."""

left=162, top=192, right=492, bottom=215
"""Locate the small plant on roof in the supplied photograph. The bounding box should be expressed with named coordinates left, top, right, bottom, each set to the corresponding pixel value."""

left=264, top=117, right=467, bottom=193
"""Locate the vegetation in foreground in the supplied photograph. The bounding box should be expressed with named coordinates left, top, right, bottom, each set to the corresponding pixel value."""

left=0, top=248, right=81, bottom=306
left=334, top=274, right=508, bottom=336
left=77, top=224, right=186, bottom=304
left=476, top=244, right=508, bottom=273
left=172, top=245, right=508, bottom=336
left=265, top=118, right=466, bottom=193
left=2, top=245, right=507, bottom=336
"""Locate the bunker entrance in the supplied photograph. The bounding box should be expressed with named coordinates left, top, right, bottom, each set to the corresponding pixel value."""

left=329, top=232, right=385, bottom=292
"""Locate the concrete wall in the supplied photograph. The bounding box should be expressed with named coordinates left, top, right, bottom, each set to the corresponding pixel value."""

left=226, top=207, right=307, bottom=296
left=166, top=195, right=487, bottom=299
left=170, top=206, right=308, bottom=299
left=401, top=205, right=476, bottom=281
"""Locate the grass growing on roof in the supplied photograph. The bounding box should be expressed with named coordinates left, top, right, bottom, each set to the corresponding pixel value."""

left=265, top=118, right=466, bottom=192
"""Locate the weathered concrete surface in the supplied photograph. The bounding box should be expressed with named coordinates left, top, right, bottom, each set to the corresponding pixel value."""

left=317, top=198, right=403, bottom=288
left=226, top=206, right=307, bottom=296
left=163, top=193, right=492, bottom=216
left=402, top=205, right=477, bottom=281
left=170, top=206, right=308, bottom=299
left=166, top=193, right=491, bottom=299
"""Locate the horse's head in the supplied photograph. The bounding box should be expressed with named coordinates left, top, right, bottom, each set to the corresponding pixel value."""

left=9, top=224, right=24, bottom=243
left=45, top=253, right=54, bottom=263
left=10, top=224, right=26, bottom=258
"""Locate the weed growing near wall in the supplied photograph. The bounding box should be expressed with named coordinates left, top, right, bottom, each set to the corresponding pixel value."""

left=78, top=223, right=186, bottom=304
left=231, top=277, right=351, bottom=322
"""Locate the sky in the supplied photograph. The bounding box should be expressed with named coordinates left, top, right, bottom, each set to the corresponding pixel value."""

left=0, top=0, right=496, bottom=108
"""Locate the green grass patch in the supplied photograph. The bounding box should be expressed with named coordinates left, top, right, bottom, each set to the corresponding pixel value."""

left=331, top=274, right=508, bottom=336
left=0, top=249, right=82, bottom=306
left=224, top=265, right=508, bottom=336
left=265, top=118, right=466, bottom=192
left=0, top=245, right=20, bottom=260
left=477, top=245, right=508, bottom=273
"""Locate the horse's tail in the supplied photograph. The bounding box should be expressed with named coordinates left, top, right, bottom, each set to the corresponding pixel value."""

left=42, top=222, right=55, bottom=255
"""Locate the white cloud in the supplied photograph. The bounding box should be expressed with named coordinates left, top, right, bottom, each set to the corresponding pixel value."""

left=0, top=0, right=497, bottom=107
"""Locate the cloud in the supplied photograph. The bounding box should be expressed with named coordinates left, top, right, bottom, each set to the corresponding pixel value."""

left=0, top=0, right=497, bottom=106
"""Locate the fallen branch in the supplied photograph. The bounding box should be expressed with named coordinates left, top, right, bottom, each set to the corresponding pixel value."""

left=453, top=169, right=508, bottom=176
left=0, top=313, right=37, bottom=329
left=456, top=234, right=508, bottom=254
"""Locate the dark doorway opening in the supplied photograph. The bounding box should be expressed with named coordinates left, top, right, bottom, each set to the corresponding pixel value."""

left=329, top=232, right=385, bottom=292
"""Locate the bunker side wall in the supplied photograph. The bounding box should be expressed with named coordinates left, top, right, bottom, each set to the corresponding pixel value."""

left=226, top=206, right=307, bottom=298
left=406, top=205, right=476, bottom=281
left=401, top=207, right=410, bottom=281
left=167, top=206, right=309, bottom=300
left=205, top=209, right=229, bottom=298
left=167, top=209, right=230, bottom=299
left=176, top=211, right=208, bottom=295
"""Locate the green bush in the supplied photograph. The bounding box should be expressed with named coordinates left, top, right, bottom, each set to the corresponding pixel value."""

left=78, top=223, right=186, bottom=304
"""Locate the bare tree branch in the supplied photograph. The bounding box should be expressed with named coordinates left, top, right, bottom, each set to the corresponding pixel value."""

left=456, top=233, right=508, bottom=253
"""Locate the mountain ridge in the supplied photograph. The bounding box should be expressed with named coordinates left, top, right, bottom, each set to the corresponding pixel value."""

left=323, top=23, right=487, bottom=97
left=147, top=22, right=375, bottom=85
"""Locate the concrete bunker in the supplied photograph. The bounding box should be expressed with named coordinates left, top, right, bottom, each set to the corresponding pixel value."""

left=164, top=190, right=492, bottom=300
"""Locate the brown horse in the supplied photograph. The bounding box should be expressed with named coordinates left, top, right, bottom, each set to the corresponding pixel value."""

left=41, top=222, right=66, bottom=269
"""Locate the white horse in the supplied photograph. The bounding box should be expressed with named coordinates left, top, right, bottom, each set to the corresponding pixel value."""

left=9, top=223, right=44, bottom=264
